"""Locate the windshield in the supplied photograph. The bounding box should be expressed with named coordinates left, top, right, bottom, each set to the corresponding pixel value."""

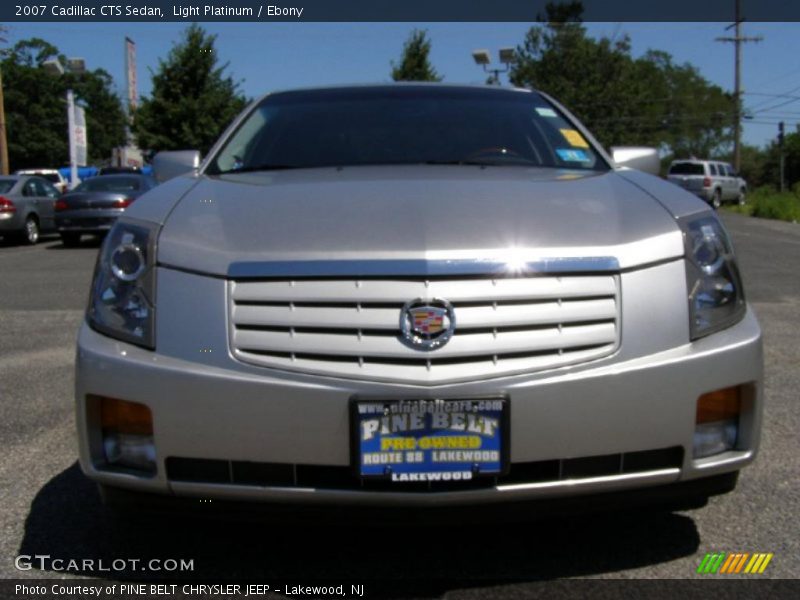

left=669, top=162, right=705, bottom=175
left=0, top=180, right=15, bottom=194
left=207, top=87, right=607, bottom=174
left=75, top=176, right=141, bottom=192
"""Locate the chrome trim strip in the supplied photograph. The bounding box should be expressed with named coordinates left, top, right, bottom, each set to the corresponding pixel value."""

left=167, top=468, right=681, bottom=507
left=227, top=257, right=620, bottom=279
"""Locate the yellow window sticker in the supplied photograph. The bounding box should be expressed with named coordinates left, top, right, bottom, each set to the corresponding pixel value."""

left=560, top=129, right=589, bottom=148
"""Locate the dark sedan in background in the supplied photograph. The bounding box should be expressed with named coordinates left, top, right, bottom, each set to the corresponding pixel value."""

left=0, top=175, right=61, bottom=244
left=55, top=174, right=157, bottom=246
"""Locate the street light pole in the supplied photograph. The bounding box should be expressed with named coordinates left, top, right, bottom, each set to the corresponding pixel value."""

left=471, top=48, right=516, bottom=86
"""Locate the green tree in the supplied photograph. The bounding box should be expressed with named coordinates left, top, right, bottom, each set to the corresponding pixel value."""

left=133, top=24, right=246, bottom=154
left=510, top=3, right=732, bottom=155
left=761, top=130, right=800, bottom=190
left=1, top=38, right=127, bottom=169
left=391, top=30, right=442, bottom=82
left=736, top=143, right=770, bottom=188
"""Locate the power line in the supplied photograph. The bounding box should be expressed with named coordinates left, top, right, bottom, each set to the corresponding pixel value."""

left=746, top=83, right=800, bottom=111
left=747, top=64, right=800, bottom=91
left=752, top=96, right=800, bottom=115
left=744, top=92, right=800, bottom=100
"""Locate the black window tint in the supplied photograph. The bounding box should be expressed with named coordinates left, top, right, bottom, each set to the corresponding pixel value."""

left=209, top=87, right=608, bottom=174
left=669, top=162, right=704, bottom=175
left=42, top=181, right=59, bottom=197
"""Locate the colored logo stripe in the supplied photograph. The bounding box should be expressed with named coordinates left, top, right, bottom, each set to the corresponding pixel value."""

left=699, top=552, right=773, bottom=574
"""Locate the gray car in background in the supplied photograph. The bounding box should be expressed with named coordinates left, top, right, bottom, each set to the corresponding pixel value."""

left=55, top=174, right=158, bottom=246
left=74, top=85, right=762, bottom=514
left=0, top=175, right=60, bottom=244
left=667, top=159, right=747, bottom=208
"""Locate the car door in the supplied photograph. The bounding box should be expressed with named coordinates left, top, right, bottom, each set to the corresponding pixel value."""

left=720, top=163, right=735, bottom=201
left=725, top=164, right=739, bottom=199
left=31, top=178, right=58, bottom=231
left=20, top=179, right=40, bottom=226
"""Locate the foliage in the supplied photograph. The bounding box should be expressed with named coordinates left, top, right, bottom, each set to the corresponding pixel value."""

left=1, top=38, right=127, bottom=169
left=725, top=187, right=800, bottom=223
left=391, top=30, right=442, bottom=82
left=132, top=24, right=247, bottom=154
left=509, top=3, right=733, bottom=155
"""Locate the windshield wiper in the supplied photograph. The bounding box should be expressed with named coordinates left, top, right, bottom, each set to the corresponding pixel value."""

left=216, top=163, right=303, bottom=175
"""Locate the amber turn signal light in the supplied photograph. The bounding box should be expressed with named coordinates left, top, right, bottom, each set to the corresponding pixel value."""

left=97, top=396, right=153, bottom=435
left=696, top=386, right=742, bottom=425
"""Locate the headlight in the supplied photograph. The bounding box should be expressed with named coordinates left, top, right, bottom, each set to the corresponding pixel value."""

left=87, top=219, right=158, bottom=348
left=681, top=214, right=746, bottom=340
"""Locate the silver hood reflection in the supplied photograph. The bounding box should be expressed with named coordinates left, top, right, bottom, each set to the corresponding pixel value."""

left=140, top=165, right=702, bottom=277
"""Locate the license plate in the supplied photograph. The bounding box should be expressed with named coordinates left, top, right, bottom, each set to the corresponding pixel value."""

left=352, top=398, right=507, bottom=482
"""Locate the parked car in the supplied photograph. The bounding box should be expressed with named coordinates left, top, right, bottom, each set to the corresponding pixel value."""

left=0, top=175, right=60, bottom=244
left=15, top=168, right=70, bottom=194
left=55, top=174, right=158, bottom=246
left=75, top=85, right=762, bottom=516
left=667, top=159, right=747, bottom=208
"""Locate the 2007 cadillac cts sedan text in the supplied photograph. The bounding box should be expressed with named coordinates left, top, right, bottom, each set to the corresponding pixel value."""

left=76, top=85, right=763, bottom=512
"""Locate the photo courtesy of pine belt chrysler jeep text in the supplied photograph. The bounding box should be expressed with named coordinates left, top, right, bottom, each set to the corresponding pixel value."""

left=75, top=85, right=763, bottom=513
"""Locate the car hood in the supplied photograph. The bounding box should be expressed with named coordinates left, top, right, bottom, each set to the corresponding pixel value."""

left=156, top=166, right=689, bottom=277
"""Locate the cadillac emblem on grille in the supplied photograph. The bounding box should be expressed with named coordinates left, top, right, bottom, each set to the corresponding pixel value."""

left=400, top=298, right=456, bottom=350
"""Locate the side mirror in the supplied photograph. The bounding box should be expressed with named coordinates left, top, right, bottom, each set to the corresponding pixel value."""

left=610, top=147, right=660, bottom=176
left=152, top=150, right=201, bottom=183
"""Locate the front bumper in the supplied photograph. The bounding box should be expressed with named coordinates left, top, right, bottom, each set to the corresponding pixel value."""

left=75, top=261, right=764, bottom=507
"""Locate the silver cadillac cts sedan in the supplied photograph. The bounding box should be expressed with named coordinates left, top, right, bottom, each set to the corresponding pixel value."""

left=76, top=84, right=763, bottom=513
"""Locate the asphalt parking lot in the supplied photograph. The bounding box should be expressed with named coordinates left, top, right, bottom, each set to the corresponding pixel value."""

left=0, top=212, right=797, bottom=593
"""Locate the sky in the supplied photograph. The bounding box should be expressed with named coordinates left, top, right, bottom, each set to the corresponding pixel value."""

left=5, top=21, right=799, bottom=149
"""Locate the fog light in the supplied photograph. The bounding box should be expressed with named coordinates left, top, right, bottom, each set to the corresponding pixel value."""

left=103, top=432, right=156, bottom=472
left=97, top=396, right=156, bottom=474
left=693, top=420, right=738, bottom=458
left=694, top=386, right=741, bottom=458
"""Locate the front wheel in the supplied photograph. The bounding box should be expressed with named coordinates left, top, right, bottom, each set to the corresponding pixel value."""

left=738, top=189, right=747, bottom=206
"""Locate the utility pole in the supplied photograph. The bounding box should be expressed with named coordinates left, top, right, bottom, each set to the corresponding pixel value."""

left=0, top=67, right=8, bottom=175
left=716, top=0, right=762, bottom=172
left=778, top=121, right=785, bottom=192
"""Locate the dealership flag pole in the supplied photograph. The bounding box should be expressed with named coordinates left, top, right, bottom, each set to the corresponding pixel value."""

left=67, top=90, right=78, bottom=189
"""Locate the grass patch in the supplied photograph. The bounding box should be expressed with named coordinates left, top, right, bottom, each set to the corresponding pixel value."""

left=723, top=187, right=800, bottom=223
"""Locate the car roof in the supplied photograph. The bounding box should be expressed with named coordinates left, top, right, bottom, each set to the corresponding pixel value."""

left=15, top=168, right=60, bottom=174
left=255, top=82, right=536, bottom=104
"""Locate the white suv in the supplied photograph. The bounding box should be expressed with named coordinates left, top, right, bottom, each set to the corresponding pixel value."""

left=667, top=159, right=747, bottom=209
left=14, top=169, right=69, bottom=194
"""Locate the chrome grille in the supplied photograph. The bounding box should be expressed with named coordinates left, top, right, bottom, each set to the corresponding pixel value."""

left=229, top=276, right=620, bottom=384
